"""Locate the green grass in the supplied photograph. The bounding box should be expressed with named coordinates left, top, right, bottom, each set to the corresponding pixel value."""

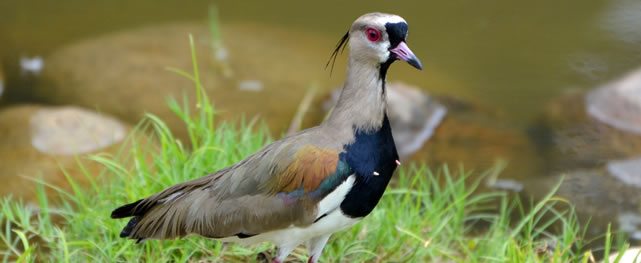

left=0, top=36, right=631, bottom=262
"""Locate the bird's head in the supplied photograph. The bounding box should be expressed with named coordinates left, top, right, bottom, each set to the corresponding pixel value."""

left=328, top=13, right=423, bottom=72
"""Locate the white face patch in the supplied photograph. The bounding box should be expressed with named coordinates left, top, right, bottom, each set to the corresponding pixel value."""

left=357, top=13, right=407, bottom=28
left=366, top=34, right=392, bottom=63
left=375, top=15, right=406, bottom=25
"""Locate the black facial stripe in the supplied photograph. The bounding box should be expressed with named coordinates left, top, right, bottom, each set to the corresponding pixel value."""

left=385, top=22, right=408, bottom=47
left=379, top=59, right=393, bottom=93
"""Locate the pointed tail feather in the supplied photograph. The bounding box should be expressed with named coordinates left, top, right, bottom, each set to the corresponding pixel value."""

left=111, top=199, right=148, bottom=239
left=110, top=176, right=212, bottom=240
left=111, top=199, right=143, bottom=219
left=119, top=216, right=139, bottom=238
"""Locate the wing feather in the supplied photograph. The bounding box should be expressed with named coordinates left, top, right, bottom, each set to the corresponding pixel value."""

left=269, top=145, right=341, bottom=193
left=112, top=140, right=352, bottom=241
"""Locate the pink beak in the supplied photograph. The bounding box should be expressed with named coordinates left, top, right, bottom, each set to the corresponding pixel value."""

left=390, top=41, right=423, bottom=70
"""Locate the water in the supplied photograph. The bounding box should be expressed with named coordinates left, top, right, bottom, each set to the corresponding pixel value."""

left=3, top=0, right=641, bottom=125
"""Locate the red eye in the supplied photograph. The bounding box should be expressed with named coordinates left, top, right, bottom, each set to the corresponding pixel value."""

left=365, top=28, right=381, bottom=42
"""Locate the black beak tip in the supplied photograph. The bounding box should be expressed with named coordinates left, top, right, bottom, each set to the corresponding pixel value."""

left=408, top=58, right=423, bottom=70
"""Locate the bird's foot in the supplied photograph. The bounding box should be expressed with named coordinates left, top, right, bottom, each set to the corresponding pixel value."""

left=256, top=250, right=272, bottom=263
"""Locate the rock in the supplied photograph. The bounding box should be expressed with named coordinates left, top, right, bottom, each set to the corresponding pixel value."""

left=600, top=0, right=641, bottom=45
left=531, top=89, right=641, bottom=173
left=323, top=81, right=447, bottom=159
left=486, top=179, right=524, bottom=192
left=618, top=213, right=641, bottom=241
left=522, top=168, right=641, bottom=238
left=385, top=82, right=448, bottom=158
left=416, top=95, right=542, bottom=180
left=603, top=247, right=641, bottom=263
left=587, top=68, right=641, bottom=135
left=30, top=106, right=126, bottom=155
left=608, top=157, right=641, bottom=188
left=35, top=22, right=338, bottom=142
left=531, top=78, right=641, bottom=239
left=0, top=105, right=130, bottom=202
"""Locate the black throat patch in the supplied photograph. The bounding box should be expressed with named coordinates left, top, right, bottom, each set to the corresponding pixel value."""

left=379, top=22, right=409, bottom=89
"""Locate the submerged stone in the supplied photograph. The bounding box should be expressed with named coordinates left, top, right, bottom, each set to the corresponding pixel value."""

left=532, top=89, right=641, bottom=173
left=618, top=212, right=641, bottom=240
left=586, top=67, right=641, bottom=135
left=600, top=0, right=641, bottom=45
left=522, top=168, right=641, bottom=238
left=35, top=22, right=337, bottom=142
left=607, top=157, right=641, bottom=188
left=486, top=179, right=524, bottom=192
left=385, top=82, right=448, bottom=158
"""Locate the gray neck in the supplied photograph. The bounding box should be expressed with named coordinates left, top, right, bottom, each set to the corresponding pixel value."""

left=324, top=57, right=387, bottom=134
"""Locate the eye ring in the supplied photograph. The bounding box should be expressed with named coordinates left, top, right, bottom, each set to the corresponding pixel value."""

left=365, top=28, right=381, bottom=42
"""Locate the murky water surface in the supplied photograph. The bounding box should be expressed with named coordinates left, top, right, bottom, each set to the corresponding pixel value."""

left=2, top=0, right=640, bottom=124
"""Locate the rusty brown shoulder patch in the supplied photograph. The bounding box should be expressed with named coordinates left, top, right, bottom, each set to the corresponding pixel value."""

left=274, top=145, right=339, bottom=193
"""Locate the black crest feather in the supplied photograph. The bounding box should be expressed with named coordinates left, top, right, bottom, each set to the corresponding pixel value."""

left=325, top=31, right=350, bottom=76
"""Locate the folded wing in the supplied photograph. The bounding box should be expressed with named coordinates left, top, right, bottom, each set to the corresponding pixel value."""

left=111, top=141, right=352, bottom=241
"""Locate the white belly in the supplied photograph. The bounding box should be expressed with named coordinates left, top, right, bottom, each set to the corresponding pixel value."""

left=218, top=175, right=360, bottom=247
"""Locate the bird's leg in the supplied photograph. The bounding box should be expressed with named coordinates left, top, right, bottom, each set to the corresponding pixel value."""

left=273, top=243, right=298, bottom=263
left=256, top=250, right=271, bottom=262
left=306, top=234, right=331, bottom=263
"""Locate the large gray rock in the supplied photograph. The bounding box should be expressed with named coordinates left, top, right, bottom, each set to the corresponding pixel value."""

left=600, top=0, right=641, bottom=45
left=607, top=157, right=641, bottom=188
left=529, top=69, right=641, bottom=240
left=522, top=168, right=641, bottom=238
left=35, top=22, right=338, bottom=142
left=587, top=68, right=641, bottom=135
left=532, top=87, right=641, bottom=173
left=30, top=106, right=126, bottom=155
left=0, top=105, right=131, bottom=202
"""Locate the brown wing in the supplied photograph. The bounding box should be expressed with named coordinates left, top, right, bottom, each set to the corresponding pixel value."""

left=112, top=140, right=350, bottom=241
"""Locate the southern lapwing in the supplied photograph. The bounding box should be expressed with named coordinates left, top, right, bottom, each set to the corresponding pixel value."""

left=111, top=12, right=422, bottom=263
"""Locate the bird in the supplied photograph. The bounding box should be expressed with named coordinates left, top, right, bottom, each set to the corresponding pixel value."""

left=111, top=12, right=423, bottom=263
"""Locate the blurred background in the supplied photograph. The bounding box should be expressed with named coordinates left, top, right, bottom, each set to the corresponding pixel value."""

left=1, top=0, right=641, bottom=243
